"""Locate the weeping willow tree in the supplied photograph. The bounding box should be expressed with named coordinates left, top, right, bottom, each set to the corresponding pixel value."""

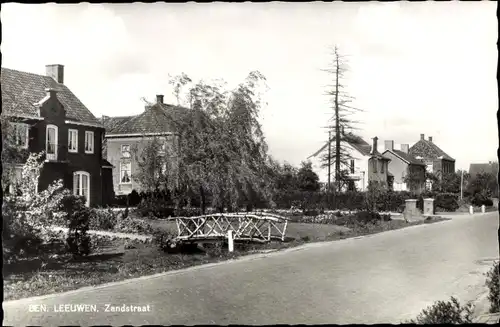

left=162, top=71, right=272, bottom=213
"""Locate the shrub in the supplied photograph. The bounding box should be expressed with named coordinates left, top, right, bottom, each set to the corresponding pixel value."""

left=89, top=208, right=117, bottom=231
left=113, top=195, right=129, bottom=207
left=483, top=198, right=494, bottom=207
left=62, top=195, right=91, bottom=257
left=115, top=215, right=156, bottom=235
left=407, top=296, right=474, bottom=324
left=128, top=190, right=141, bottom=206
left=355, top=211, right=391, bottom=223
left=434, top=193, right=459, bottom=212
left=153, top=230, right=178, bottom=252
left=2, top=153, right=71, bottom=262
left=486, top=261, right=500, bottom=313
left=471, top=192, right=491, bottom=207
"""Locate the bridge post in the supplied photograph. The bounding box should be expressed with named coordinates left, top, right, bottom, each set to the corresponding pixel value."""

left=228, top=230, right=234, bottom=252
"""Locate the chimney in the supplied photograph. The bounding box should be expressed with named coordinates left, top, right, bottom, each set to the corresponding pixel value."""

left=371, top=136, right=378, bottom=154
left=420, top=133, right=425, bottom=140
left=428, top=136, right=433, bottom=142
left=384, top=140, right=394, bottom=151
left=401, top=144, right=409, bottom=154
left=45, top=88, right=58, bottom=98
left=156, top=94, right=164, bottom=104
left=45, top=64, right=64, bottom=84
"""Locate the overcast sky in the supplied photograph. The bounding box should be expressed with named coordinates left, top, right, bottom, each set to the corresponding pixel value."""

left=1, top=2, right=497, bottom=179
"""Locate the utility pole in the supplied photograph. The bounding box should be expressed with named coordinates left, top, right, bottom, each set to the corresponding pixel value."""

left=460, top=170, right=464, bottom=200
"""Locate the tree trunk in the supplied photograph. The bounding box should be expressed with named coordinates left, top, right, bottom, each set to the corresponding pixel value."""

left=199, top=185, right=206, bottom=215
left=335, top=53, right=341, bottom=193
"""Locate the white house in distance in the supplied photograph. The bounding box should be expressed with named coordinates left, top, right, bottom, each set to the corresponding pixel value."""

left=309, top=130, right=373, bottom=191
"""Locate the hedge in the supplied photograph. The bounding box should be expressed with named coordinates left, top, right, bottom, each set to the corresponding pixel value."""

left=272, top=190, right=461, bottom=212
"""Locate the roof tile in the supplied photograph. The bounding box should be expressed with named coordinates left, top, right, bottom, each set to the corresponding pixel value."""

left=1, top=67, right=101, bottom=125
left=409, top=139, right=455, bottom=161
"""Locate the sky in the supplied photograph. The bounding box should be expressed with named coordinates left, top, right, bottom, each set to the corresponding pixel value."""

left=1, top=2, right=498, bottom=180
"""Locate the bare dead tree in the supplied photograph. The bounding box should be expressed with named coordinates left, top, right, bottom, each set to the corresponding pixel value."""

left=308, top=45, right=364, bottom=205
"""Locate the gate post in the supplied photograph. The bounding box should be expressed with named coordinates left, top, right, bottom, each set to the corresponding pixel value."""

left=228, top=230, right=234, bottom=253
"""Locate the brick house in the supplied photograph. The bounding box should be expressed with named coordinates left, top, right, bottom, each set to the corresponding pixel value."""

left=382, top=140, right=426, bottom=193
left=1, top=65, right=114, bottom=207
left=367, top=136, right=392, bottom=190
left=101, top=95, right=181, bottom=196
left=409, top=134, right=455, bottom=175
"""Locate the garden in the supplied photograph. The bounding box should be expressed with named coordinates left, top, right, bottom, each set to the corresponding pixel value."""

left=3, top=154, right=450, bottom=301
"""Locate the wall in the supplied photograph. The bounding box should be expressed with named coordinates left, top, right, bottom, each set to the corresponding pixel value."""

left=383, top=151, right=408, bottom=186
left=352, top=154, right=370, bottom=191
left=106, top=135, right=179, bottom=195
left=367, top=157, right=389, bottom=188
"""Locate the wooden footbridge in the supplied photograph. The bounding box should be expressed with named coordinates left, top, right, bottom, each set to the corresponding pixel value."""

left=167, top=212, right=290, bottom=243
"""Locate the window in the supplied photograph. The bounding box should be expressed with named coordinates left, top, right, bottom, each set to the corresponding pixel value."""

left=381, top=161, right=385, bottom=173
left=85, top=131, right=94, bottom=153
left=12, top=123, right=29, bottom=148
left=68, top=129, right=78, bottom=153
left=350, top=159, right=355, bottom=174
left=46, top=124, right=58, bottom=160
left=121, top=144, right=131, bottom=158
left=73, top=171, right=90, bottom=207
left=120, top=162, right=132, bottom=184
left=372, top=159, right=377, bottom=173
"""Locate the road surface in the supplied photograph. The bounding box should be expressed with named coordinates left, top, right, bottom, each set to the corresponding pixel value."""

left=3, top=212, right=499, bottom=325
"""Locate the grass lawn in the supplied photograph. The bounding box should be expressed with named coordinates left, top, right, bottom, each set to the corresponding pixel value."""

left=3, top=215, right=449, bottom=301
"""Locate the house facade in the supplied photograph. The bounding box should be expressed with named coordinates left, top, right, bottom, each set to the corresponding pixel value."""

left=102, top=95, right=181, bottom=196
left=367, top=136, right=391, bottom=190
left=342, top=132, right=372, bottom=191
left=382, top=140, right=426, bottom=193
left=409, top=134, right=455, bottom=177
left=309, top=132, right=390, bottom=191
left=1, top=65, right=114, bottom=207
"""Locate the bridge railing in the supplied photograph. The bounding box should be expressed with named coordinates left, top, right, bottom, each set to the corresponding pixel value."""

left=167, top=212, right=290, bottom=243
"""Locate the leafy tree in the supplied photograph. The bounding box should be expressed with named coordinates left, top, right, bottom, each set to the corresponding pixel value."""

left=402, top=167, right=427, bottom=193
left=2, top=152, right=71, bottom=262
left=296, top=161, right=320, bottom=192
left=365, top=180, right=385, bottom=214
left=131, top=135, right=177, bottom=193
left=1, top=115, right=32, bottom=193
left=467, top=171, right=498, bottom=198
left=162, top=71, right=271, bottom=213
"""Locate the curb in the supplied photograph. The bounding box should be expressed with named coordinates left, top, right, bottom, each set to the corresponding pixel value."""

left=4, top=218, right=452, bottom=305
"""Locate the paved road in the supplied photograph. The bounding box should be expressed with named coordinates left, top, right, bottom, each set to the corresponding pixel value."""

left=3, top=212, right=499, bottom=326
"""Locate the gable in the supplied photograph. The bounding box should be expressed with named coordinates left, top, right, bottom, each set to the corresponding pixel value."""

left=409, top=139, right=454, bottom=161
left=1, top=67, right=101, bottom=126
